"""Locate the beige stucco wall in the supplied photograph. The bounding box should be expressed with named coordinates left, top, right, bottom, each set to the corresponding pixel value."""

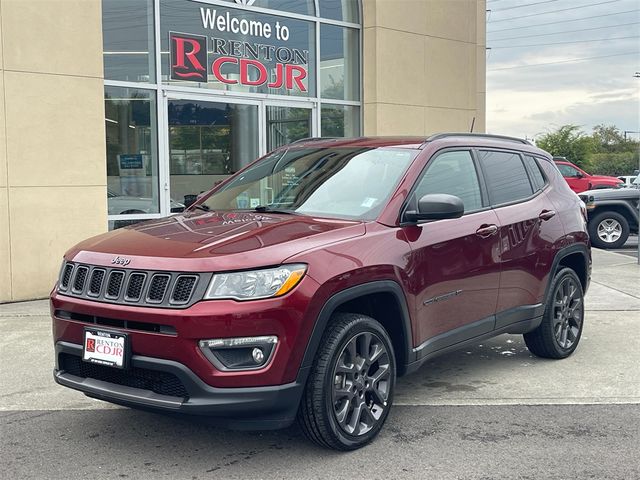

left=0, top=0, right=107, bottom=302
left=362, top=0, right=486, bottom=135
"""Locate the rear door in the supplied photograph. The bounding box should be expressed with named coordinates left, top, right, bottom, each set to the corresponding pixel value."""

left=478, top=150, right=563, bottom=327
left=402, top=149, right=501, bottom=350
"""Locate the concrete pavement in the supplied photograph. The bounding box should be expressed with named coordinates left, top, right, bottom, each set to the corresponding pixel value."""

left=1, top=248, right=639, bottom=479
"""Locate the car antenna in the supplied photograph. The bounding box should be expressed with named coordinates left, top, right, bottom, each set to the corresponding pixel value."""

left=470, top=116, right=475, bottom=133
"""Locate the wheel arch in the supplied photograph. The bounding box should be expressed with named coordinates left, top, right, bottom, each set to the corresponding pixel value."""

left=590, top=204, right=638, bottom=232
left=545, top=244, right=591, bottom=303
left=299, top=281, right=414, bottom=377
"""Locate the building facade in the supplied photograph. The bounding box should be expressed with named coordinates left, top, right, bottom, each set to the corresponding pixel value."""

left=0, top=0, right=486, bottom=302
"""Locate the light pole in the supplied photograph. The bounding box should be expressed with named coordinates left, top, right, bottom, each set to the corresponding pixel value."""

left=635, top=74, right=640, bottom=264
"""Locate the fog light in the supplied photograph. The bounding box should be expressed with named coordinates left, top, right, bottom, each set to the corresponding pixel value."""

left=198, top=335, right=277, bottom=371
left=252, top=347, right=265, bottom=364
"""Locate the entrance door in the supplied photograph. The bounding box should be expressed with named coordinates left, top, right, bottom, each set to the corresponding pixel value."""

left=164, top=95, right=260, bottom=210
left=265, top=105, right=313, bottom=151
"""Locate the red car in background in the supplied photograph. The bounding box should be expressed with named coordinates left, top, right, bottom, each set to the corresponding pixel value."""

left=553, top=158, right=623, bottom=193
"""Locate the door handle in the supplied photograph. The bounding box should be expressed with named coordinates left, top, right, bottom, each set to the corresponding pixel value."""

left=539, top=210, right=556, bottom=221
left=476, top=224, right=498, bottom=238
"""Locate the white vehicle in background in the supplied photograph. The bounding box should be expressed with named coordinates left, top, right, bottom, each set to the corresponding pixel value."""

left=107, top=189, right=185, bottom=215
left=618, top=176, right=638, bottom=188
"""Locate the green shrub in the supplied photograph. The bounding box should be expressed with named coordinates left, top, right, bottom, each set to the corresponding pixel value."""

left=586, top=152, right=639, bottom=176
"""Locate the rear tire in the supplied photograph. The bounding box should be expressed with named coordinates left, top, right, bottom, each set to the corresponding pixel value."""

left=524, top=268, right=584, bottom=359
left=297, top=313, right=396, bottom=450
left=588, top=211, right=629, bottom=249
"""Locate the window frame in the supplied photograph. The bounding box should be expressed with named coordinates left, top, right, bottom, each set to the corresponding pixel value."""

left=522, top=154, right=549, bottom=193
left=475, top=148, right=546, bottom=209
left=399, top=147, right=491, bottom=225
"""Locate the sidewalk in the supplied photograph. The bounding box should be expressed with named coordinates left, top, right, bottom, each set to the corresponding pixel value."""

left=1, top=249, right=639, bottom=411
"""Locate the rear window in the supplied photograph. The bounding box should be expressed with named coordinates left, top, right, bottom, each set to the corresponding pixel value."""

left=478, top=151, right=534, bottom=205
left=523, top=155, right=547, bottom=191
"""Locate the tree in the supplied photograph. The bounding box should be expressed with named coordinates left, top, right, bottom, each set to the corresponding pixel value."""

left=535, top=125, right=595, bottom=167
left=591, top=124, right=630, bottom=153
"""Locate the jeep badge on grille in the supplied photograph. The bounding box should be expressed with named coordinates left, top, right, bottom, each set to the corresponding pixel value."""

left=111, top=256, right=131, bottom=267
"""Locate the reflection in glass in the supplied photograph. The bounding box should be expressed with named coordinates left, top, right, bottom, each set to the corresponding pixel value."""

left=103, top=0, right=155, bottom=82
left=321, top=104, right=359, bottom=137
left=168, top=100, right=259, bottom=207
left=320, top=25, right=359, bottom=101
left=320, top=0, right=360, bottom=22
left=266, top=106, right=312, bottom=150
left=105, top=86, right=159, bottom=214
left=200, top=147, right=417, bottom=220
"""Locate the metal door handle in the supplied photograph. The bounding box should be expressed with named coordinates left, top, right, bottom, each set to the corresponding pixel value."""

left=539, top=210, right=556, bottom=221
left=476, top=224, right=498, bottom=237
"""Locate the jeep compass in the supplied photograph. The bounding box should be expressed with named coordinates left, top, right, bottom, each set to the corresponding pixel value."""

left=52, top=134, right=591, bottom=450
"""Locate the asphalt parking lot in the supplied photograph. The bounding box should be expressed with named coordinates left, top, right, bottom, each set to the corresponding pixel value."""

left=1, top=247, right=639, bottom=480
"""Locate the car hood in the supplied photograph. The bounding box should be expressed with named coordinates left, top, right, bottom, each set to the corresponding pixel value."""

left=67, top=211, right=366, bottom=272
left=588, top=174, right=621, bottom=183
left=579, top=188, right=640, bottom=201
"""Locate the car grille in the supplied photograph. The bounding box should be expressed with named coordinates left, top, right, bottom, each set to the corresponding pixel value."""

left=59, top=353, right=189, bottom=399
left=57, top=262, right=211, bottom=309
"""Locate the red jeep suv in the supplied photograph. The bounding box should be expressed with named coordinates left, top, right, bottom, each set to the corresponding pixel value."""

left=52, top=134, right=591, bottom=450
left=553, top=157, right=623, bottom=193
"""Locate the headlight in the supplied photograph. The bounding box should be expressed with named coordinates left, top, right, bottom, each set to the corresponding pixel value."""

left=204, top=264, right=307, bottom=301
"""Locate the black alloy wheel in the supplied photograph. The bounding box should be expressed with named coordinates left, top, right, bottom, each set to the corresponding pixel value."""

left=298, top=313, right=396, bottom=450
left=524, top=267, right=585, bottom=359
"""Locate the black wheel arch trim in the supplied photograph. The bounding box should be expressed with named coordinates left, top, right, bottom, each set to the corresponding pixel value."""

left=299, top=280, right=415, bottom=377
left=545, top=243, right=591, bottom=302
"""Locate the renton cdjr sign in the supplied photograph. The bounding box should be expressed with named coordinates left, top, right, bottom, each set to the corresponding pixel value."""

left=170, top=6, right=309, bottom=92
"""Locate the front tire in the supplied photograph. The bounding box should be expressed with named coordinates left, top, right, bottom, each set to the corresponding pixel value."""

left=588, top=211, right=629, bottom=249
left=297, top=313, right=396, bottom=450
left=524, top=268, right=584, bottom=359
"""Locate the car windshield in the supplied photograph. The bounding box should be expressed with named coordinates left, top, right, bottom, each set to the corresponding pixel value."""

left=198, top=146, right=418, bottom=220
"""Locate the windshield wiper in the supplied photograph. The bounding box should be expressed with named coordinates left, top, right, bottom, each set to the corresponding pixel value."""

left=254, top=205, right=298, bottom=215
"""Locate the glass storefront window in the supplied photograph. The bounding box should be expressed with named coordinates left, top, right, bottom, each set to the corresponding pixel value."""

left=168, top=99, right=259, bottom=207
left=320, top=25, right=359, bottom=101
left=321, top=104, right=360, bottom=137
left=220, top=0, right=315, bottom=16
left=103, top=0, right=155, bottom=82
left=105, top=86, right=159, bottom=215
left=266, top=106, right=312, bottom=150
left=160, top=0, right=316, bottom=97
left=320, top=0, right=360, bottom=23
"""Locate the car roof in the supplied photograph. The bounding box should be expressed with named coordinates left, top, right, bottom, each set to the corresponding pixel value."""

left=289, top=134, right=550, bottom=157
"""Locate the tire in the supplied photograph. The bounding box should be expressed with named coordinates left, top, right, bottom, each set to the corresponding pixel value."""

left=524, top=268, right=585, bottom=359
left=588, top=211, right=630, bottom=249
left=297, top=313, right=396, bottom=450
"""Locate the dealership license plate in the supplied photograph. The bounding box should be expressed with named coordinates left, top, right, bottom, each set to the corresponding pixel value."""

left=83, top=329, right=128, bottom=369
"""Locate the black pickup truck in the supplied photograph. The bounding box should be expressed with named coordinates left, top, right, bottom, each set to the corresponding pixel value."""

left=579, top=188, right=640, bottom=249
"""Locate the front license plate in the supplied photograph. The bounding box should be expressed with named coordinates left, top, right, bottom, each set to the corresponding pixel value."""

left=83, top=328, right=128, bottom=369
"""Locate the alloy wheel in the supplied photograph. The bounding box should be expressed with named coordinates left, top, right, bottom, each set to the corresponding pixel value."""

left=332, top=332, right=391, bottom=436
left=553, top=276, right=583, bottom=349
left=596, top=218, right=622, bottom=244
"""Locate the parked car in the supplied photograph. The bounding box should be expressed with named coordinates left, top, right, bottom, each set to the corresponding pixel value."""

left=579, top=187, right=640, bottom=249
left=618, top=175, right=639, bottom=189
left=107, top=189, right=185, bottom=215
left=553, top=158, right=623, bottom=193
left=53, top=134, right=590, bottom=450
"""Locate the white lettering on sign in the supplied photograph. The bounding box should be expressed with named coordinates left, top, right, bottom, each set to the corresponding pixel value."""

left=200, top=7, right=291, bottom=41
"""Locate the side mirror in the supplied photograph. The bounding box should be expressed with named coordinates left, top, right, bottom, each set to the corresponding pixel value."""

left=575, top=171, right=584, bottom=178
left=405, top=193, right=464, bottom=222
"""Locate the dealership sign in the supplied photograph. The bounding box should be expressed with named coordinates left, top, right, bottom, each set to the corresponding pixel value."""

left=170, top=6, right=309, bottom=92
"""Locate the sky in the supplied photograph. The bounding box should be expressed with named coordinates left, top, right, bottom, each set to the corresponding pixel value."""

left=485, top=0, right=640, bottom=141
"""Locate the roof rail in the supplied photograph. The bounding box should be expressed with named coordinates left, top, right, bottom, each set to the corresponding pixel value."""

left=289, top=137, right=339, bottom=144
left=423, top=133, right=531, bottom=146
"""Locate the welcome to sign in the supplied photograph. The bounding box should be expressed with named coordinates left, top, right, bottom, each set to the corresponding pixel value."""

left=170, top=6, right=310, bottom=93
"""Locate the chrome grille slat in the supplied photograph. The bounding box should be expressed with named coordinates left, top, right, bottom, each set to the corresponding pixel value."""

left=57, top=262, right=206, bottom=309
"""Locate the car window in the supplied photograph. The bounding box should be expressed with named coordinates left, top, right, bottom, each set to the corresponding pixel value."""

left=478, top=150, right=534, bottom=205
left=414, top=150, right=483, bottom=212
left=523, top=155, right=547, bottom=191
left=556, top=163, right=579, bottom=177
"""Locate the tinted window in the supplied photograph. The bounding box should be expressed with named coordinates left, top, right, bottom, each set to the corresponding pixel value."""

left=523, top=155, right=546, bottom=191
left=414, top=151, right=483, bottom=212
left=478, top=151, right=533, bottom=205
left=556, top=163, right=579, bottom=177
